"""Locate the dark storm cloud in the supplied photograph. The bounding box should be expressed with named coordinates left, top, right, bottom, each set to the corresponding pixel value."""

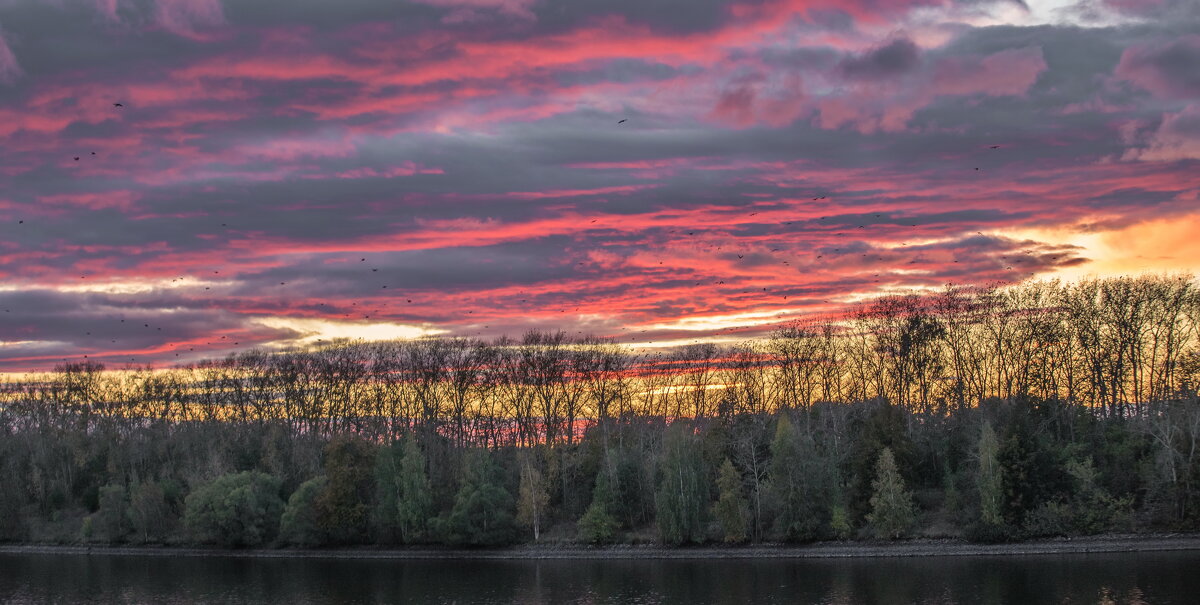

left=529, top=0, right=764, bottom=35
left=838, top=37, right=921, bottom=80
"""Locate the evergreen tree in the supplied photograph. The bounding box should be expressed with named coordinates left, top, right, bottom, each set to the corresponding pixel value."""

left=442, top=449, right=517, bottom=546
left=578, top=463, right=620, bottom=543
left=713, top=458, right=749, bottom=543
left=866, top=448, right=917, bottom=539
left=1064, top=456, right=1132, bottom=534
left=655, top=423, right=710, bottom=545
left=766, top=414, right=831, bottom=541
left=997, top=422, right=1069, bottom=526
left=849, top=403, right=911, bottom=521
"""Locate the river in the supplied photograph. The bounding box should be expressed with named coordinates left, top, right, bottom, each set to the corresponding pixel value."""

left=2, top=550, right=1197, bottom=604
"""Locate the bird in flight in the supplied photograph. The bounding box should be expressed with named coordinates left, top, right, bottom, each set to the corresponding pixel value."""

left=113, top=103, right=123, bottom=107
left=990, top=145, right=1000, bottom=149
left=617, top=119, right=627, bottom=124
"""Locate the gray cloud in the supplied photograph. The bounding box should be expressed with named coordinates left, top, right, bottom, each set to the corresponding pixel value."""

left=839, top=37, right=921, bottom=80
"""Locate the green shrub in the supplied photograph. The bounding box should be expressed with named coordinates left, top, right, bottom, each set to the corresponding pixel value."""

left=578, top=502, right=620, bottom=544
left=830, top=504, right=853, bottom=540
left=280, top=476, right=328, bottom=546
left=316, top=435, right=377, bottom=544
left=1022, top=501, right=1072, bottom=538
left=184, top=472, right=284, bottom=547
left=92, top=484, right=130, bottom=542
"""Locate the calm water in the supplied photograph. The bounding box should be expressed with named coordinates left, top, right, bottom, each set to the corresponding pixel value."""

left=1, top=550, right=1197, bottom=604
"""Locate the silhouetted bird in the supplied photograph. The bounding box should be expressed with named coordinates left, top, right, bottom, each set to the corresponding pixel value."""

left=990, top=145, right=1000, bottom=149
left=74, top=157, right=79, bottom=161
left=617, top=119, right=627, bottom=124
left=113, top=103, right=123, bottom=107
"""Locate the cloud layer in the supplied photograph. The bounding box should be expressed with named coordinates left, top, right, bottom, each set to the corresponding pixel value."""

left=0, top=0, right=1197, bottom=370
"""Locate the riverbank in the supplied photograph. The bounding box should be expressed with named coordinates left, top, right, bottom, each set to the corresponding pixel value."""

left=4, top=533, right=1200, bottom=560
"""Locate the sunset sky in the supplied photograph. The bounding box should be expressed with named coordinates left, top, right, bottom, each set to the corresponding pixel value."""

left=0, top=0, right=1197, bottom=371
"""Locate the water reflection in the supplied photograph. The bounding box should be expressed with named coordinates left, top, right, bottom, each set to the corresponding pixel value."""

left=0, top=550, right=1196, bottom=604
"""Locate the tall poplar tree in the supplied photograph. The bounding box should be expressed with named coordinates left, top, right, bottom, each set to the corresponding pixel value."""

left=655, top=423, right=710, bottom=545
left=978, top=421, right=1005, bottom=528
left=713, top=458, right=749, bottom=543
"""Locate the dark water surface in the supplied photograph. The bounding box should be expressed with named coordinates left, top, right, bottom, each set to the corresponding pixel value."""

left=1, top=550, right=1197, bottom=604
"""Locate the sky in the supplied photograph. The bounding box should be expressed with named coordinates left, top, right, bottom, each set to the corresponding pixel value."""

left=0, top=0, right=1197, bottom=371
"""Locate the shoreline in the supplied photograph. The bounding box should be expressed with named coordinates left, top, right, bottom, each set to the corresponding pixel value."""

left=3, top=534, right=1200, bottom=561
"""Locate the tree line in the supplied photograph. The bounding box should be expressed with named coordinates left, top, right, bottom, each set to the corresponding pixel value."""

left=0, top=273, right=1197, bottom=547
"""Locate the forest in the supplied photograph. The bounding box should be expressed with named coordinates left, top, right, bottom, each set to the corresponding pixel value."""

left=0, top=273, right=1198, bottom=548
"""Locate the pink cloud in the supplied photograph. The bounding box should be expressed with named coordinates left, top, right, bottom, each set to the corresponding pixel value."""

left=0, top=29, right=21, bottom=84
left=153, top=0, right=225, bottom=38
left=815, top=46, right=1046, bottom=133
left=91, top=0, right=120, bottom=22
left=931, top=47, right=1046, bottom=96
left=710, top=72, right=807, bottom=127
left=333, top=162, right=445, bottom=179
left=234, top=135, right=358, bottom=161
left=1114, top=35, right=1200, bottom=101
left=1121, top=104, right=1200, bottom=162
left=412, top=0, right=539, bottom=20
left=36, top=191, right=141, bottom=212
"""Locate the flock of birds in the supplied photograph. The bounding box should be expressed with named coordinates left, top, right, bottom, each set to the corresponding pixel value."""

left=3, top=105, right=1029, bottom=365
